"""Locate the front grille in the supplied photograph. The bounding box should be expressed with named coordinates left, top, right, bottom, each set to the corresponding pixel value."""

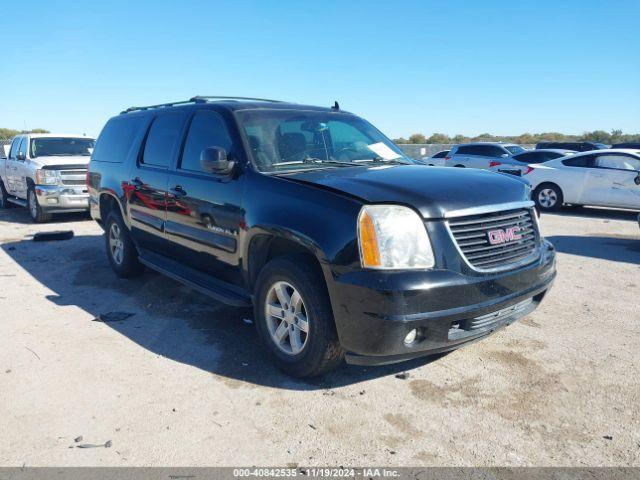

left=448, top=208, right=539, bottom=271
left=448, top=298, right=534, bottom=340
left=60, top=169, right=86, bottom=186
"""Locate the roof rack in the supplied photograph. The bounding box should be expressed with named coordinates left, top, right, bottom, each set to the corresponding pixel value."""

left=189, top=95, right=285, bottom=103
left=120, top=96, right=285, bottom=114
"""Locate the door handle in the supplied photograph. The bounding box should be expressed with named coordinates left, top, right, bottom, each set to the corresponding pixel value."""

left=170, top=185, right=186, bottom=197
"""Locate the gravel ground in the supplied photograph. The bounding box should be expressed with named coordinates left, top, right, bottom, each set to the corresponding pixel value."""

left=0, top=206, right=638, bottom=467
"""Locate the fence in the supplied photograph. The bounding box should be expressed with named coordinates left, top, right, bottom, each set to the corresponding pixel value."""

left=397, top=143, right=537, bottom=159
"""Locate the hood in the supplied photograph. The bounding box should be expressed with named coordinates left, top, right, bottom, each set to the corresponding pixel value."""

left=281, top=165, right=531, bottom=218
left=31, top=155, right=90, bottom=168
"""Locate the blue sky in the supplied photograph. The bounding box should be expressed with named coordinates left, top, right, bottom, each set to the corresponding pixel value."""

left=1, top=0, right=638, bottom=139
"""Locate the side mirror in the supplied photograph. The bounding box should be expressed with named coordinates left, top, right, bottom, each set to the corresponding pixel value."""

left=200, top=147, right=235, bottom=175
left=501, top=153, right=509, bottom=158
left=16, top=152, right=26, bottom=161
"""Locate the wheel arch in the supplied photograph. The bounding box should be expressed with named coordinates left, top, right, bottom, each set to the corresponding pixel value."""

left=99, top=192, right=127, bottom=226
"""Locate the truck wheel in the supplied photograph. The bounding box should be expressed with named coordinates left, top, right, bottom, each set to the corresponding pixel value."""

left=104, top=210, right=144, bottom=278
left=254, top=255, right=344, bottom=377
left=0, top=179, right=10, bottom=209
left=534, top=183, right=563, bottom=211
left=28, top=186, right=52, bottom=223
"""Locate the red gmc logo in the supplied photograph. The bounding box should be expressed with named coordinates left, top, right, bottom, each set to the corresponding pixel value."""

left=487, top=226, right=523, bottom=245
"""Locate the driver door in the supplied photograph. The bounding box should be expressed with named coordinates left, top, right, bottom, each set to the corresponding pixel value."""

left=4, top=137, right=22, bottom=195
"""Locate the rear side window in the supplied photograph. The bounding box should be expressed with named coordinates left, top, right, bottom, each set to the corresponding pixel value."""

left=456, top=145, right=478, bottom=155
left=142, top=113, right=186, bottom=168
left=92, top=116, right=145, bottom=163
left=595, top=154, right=640, bottom=171
left=180, top=111, right=233, bottom=173
left=562, top=155, right=593, bottom=168
left=432, top=150, right=448, bottom=158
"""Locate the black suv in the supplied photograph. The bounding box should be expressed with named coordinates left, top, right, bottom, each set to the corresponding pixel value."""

left=88, top=96, right=556, bottom=377
left=535, top=141, right=608, bottom=152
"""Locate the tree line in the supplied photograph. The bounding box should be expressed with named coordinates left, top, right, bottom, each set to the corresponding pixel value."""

left=0, top=128, right=49, bottom=140
left=394, top=130, right=640, bottom=145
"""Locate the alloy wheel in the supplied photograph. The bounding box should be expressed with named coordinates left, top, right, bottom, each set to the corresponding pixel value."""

left=538, top=188, right=557, bottom=208
left=108, top=222, right=124, bottom=265
left=29, top=190, right=38, bottom=219
left=264, top=281, right=309, bottom=355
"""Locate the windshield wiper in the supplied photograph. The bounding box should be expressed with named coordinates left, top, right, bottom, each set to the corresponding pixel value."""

left=271, top=158, right=360, bottom=167
left=353, top=157, right=409, bottom=165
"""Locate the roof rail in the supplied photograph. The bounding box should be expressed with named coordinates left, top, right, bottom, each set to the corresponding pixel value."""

left=120, top=96, right=285, bottom=114
left=189, top=95, right=285, bottom=103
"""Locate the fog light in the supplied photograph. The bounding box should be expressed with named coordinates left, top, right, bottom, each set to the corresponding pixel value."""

left=404, top=329, right=418, bottom=345
left=47, top=198, right=58, bottom=204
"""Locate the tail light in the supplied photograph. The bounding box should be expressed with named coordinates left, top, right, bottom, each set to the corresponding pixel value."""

left=523, top=166, right=535, bottom=175
left=489, top=161, right=502, bottom=167
left=444, top=156, right=451, bottom=161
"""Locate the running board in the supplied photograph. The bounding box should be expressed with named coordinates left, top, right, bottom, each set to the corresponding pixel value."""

left=138, top=249, right=252, bottom=307
left=6, top=196, right=27, bottom=207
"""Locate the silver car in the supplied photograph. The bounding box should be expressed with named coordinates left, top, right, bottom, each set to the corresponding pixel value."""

left=489, top=149, right=574, bottom=176
left=445, top=142, right=526, bottom=169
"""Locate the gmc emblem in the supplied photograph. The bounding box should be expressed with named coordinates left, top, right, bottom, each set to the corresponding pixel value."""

left=487, top=226, right=522, bottom=245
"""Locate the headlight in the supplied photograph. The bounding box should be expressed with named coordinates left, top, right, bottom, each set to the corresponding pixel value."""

left=35, top=169, right=61, bottom=185
left=357, top=205, right=435, bottom=269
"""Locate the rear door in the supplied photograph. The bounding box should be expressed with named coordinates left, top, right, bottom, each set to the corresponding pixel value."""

left=164, top=109, right=245, bottom=286
left=586, top=153, right=640, bottom=208
left=127, top=111, right=187, bottom=254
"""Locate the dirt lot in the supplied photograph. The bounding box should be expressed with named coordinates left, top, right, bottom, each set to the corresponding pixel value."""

left=0, top=206, right=638, bottom=467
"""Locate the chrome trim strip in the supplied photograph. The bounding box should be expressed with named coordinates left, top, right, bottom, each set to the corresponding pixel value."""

left=443, top=200, right=535, bottom=219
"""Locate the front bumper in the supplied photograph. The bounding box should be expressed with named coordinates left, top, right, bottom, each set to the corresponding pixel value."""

left=327, top=241, right=556, bottom=366
left=35, top=185, right=89, bottom=213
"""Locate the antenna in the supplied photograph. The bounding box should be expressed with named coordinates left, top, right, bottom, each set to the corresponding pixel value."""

left=331, top=101, right=340, bottom=111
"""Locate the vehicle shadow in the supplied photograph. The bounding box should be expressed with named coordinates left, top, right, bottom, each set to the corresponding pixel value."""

left=546, top=234, right=640, bottom=264
left=0, top=207, right=90, bottom=225
left=1, top=234, right=439, bottom=390
left=543, top=206, right=639, bottom=222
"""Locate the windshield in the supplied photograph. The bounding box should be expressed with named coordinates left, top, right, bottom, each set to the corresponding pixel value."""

left=236, top=110, right=411, bottom=172
left=504, top=145, right=527, bottom=155
left=30, top=137, right=95, bottom=158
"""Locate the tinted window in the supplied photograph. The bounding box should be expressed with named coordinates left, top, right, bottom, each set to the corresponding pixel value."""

left=562, top=155, right=593, bottom=168
left=8, top=138, right=21, bottom=159
left=432, top=150, right=449, bottom=158
left=180, top=111, right=233, bottom=173
left=595, top=154, right=640, bottom=171
left=514, top=151, right=564, bottom=164
left=456, top=145, right=479, bottom=155
left=142, top=113, right=186, bottom=168
left=504, top=145, right=526, bottom=155
left=30, top=137, right=94, bottom=157
left=474, top=145, right=505, bottom=157
left=93, top=116, right=145, bottom=163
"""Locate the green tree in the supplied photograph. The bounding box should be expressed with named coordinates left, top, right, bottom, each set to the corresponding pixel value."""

left=426, top=133, right=450, bottom=144
left=408, top=133, right=427, bottom=144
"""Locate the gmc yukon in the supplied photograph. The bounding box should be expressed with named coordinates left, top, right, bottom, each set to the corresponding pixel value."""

left=88, top=96, right=556, bottom=377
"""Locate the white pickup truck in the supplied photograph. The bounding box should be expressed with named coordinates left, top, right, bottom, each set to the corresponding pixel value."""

left=0, top=133, right=95, bottom=222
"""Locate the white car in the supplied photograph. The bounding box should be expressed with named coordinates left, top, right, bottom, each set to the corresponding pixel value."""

left=445, top=143, right=527, bottom=169
left=523, top=149, right=640, bottom=211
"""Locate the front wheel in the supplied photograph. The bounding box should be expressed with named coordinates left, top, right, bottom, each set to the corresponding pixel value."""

left=534, top=184, right=563, bottom=211
left=254, top=255, right=344, bottom=377
left=28, top=186, right=52, bottom=223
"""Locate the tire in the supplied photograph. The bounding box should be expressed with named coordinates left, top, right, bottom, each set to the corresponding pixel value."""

left=533, top=183, right=563, bottom=211
left=28, top=185, right=52, bottom=223
left=254, top=254, right=344, bottom=377
left=104, top=210, right=144, bottom=278
left=454, top=164, right=465, bottom=168
left=0, top=179, right=10, bottom=209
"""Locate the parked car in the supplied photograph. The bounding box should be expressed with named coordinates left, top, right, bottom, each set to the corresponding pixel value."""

left=444, top=143, right=526, bottom=169
left=612, top=142, right=640, bottom=150
left=488, top=149, right=573, bottom=176
left=523, top=149, right=640, bottom=211
left=0, top=134, right=95, bottom=222
left=422, top=149, right=449, bottom=166
left=88, top=96, right=556, bottom=377
left=535, top=141, right=608, bottom=152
